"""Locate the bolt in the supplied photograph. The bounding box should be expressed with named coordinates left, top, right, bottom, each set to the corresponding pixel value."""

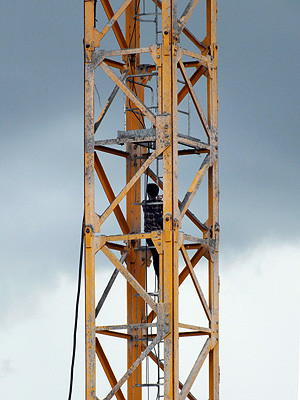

left=166, top=217, right=170, bottom=221
left=158, top=242, right=161, bottom=246
left=86, top=44, right=90, bottom=48
left=157, top=55, right=160, bottom=59
left=86, top=228, right=90, bottom=233
left=164, top=30, right=169, bottom=35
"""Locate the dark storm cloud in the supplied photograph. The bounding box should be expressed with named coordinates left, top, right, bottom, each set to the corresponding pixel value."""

left=0, top=115, right=84, bottom=323
left=1, top=0, right=299, bottom=321
left=218, top=0, right=300, bottom=251
left=1, top=1, right=85, bottom=317
left=1, top=0, right=83, bottom=127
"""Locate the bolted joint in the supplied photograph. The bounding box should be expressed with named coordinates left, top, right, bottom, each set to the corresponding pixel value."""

left=85, top=226, right=93, bottom=248
left=85, top=225, right=93, bottom=234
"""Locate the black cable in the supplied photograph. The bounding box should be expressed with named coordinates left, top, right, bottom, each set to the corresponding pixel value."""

left=67, top=216, right=84, bottom=400
left=94, top=0, right=98, bottom=27
left=128, top=98, right=146, bottom=128
left=131, top=83, right=146, bottom=128
left=127, top=80, right=146, bottom=128
left=128, top=0, right=140, bottom=48
left=95, top=83, right=102, bottom=109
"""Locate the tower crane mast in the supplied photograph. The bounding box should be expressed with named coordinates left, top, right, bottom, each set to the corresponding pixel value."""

left=83, top=1, right=219, bottom=399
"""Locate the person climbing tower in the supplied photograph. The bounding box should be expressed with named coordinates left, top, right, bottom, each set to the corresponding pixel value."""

left=142, top=183, right=163, bottom=281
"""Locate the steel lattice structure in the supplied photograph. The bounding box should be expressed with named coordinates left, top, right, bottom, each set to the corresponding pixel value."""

left=83, top=1, right=219, bottom=400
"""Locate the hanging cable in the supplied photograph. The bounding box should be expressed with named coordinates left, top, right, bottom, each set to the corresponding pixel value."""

left=95, top=83, right=102, bottom=109
left=94, top=0, right=98, bottom=26
left=67, top=216, right=84, bottom=400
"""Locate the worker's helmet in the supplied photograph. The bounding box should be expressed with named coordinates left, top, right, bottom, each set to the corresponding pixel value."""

left=147, top=183, right=159, bottom=198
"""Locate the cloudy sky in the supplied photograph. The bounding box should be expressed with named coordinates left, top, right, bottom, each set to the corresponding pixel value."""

left=1, top=1, right=300, bottom=399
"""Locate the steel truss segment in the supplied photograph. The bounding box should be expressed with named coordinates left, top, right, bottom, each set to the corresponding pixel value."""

left=150, top=0, right=206, bottom=51
left=179, top=339, right=211, bottom=400
left=95, top=232, right=152, bottom=242
left=178, top=59, right=210, bottom=137
left=94, top=153, right=130, bottom=234
left=179, top=154, right=210, bottom=220
left=96, top=330, right=132, bottom=340
left=94, top=145, right=129, bottom=158
left=94, top=69, right=129, bottom=133
left=94, top=134, right=210, bottom=150
left=179, top=322, right=207, bottom=331
left=177, top=0, right=200, bottom=33
left=93, top=47, right=153, bottom=64
left=95, top=251, right=127, bottom=318
left=101, top=245, right=158, bottom=312
left=179, top=246, right=207, bottom=281
left=100, top=334, right=163, bottom=400
left=176, top=134, right=210, bottom=151
left=177, top=65, right=207, bottom=105
left=100, top=61, right=156, bottom=125
left=96, top=323, right=158, bottom=332
left=182, top=233, right=213, bottom=255
left=180, top=245, right=211, bottom=321
left=181, top=48, right=211, bottom=66
left=178, top=323, right=211, bottom=335
left=103, top=58, right=126, bottom=70
left=97, top=0, right=134, bottom=44
left=98, top=147, right=163, bottom=228
left=95, top=338, right=126, bottom=400
left=100, top=0, right=128, bottom=49
left=146, top=246, right=207, bottom=324
left=105, top=242, right=126, bottom=252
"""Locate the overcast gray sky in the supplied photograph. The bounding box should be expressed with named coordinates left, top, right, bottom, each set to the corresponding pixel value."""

left=1, top=1, right=300, bottom=399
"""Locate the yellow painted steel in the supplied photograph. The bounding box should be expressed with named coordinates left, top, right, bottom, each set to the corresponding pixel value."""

left=84, top=1, right=219, bottom=400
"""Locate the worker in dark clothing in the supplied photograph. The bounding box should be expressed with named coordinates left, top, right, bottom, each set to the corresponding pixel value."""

left=142, top=183, right=163, bottom=281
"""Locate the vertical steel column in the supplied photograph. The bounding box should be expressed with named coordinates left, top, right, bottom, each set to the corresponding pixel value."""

left=160, top=2, right=179, bottom=400
left=206, top=1, right=219, bottom=399
left=84, top=2, right=97, bottom=400
left=125, top=4, right=144, bottom=400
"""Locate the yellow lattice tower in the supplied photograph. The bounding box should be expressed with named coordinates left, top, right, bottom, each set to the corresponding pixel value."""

left=83, top=1, right=219, bottom=399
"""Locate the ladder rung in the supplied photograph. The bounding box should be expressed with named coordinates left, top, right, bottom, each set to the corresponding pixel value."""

left=135, top=383, right=160, bottom=387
